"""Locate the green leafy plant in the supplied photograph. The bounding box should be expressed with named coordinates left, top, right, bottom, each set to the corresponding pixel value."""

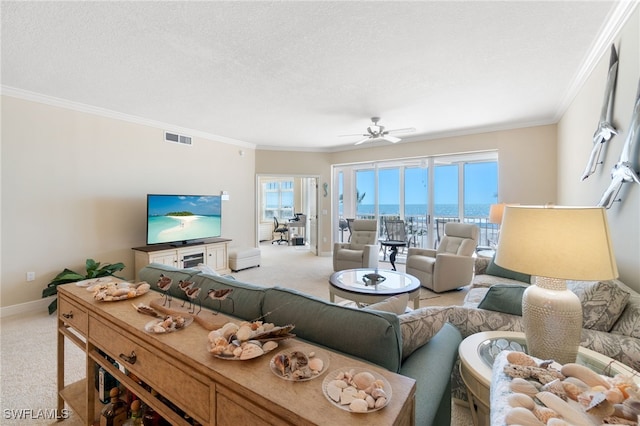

left=42, top=259, right=125, bottom=314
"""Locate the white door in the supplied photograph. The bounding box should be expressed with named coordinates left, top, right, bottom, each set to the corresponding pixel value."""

left=304, top=177, right=318, bottom=254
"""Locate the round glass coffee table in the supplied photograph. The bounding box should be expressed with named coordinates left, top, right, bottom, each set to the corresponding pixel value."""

left=328, top=268, right=421, bottom=309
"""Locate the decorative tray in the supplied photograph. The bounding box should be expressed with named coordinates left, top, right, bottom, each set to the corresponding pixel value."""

left=90, top=281, right=151, bottom=302
left=208, top=321, right=294, bottom=360
left=144, top=316, right=193, bottom=334
left=322, top=367, right=392, bottom=413
left=270, top=348, right=329, bottom=381
left=362, top=273, right=386, bottom=286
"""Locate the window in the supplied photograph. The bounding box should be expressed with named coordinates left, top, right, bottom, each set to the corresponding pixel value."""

left=355, top=169, right=375, bottom=218
left=263, top=180, right=294, bottom=221
left=333, top=151, right=498, bottom=248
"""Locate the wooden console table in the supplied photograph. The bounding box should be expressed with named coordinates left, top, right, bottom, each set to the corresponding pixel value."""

left=57, top=283, right=416, bottom=425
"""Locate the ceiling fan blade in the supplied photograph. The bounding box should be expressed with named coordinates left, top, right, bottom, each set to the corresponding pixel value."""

left=339, top=133, right=368, bottom=137
left=381, top=135, right=401, bottom=143
left=387, top=127, right=416, bottom=135
left=354, top=137, right=371, bottom=145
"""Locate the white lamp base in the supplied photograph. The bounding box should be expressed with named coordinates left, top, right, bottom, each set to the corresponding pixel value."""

left=522, top=276, right=582, bottom=365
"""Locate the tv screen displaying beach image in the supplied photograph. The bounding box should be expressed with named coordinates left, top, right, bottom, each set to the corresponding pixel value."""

left=147, top=194, right=222, bottom=245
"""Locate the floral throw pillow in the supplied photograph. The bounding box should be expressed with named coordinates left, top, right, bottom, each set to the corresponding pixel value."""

left=398, top=306, right=451, bottom=360
left=567, top=280, right=630, bottom=332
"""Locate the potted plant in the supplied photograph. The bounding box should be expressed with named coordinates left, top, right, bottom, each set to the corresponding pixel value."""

left=42, top=258, right=125, bottom=314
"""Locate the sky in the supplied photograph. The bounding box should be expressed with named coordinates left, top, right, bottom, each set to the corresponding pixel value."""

left=354, top=162, right=498, bottom=206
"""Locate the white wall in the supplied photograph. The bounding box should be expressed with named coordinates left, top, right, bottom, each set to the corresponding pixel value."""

left=558, top=7, right=640, bottom=290
left=1, top=95, right=256, bottom=308
left=258, top=125, right=558, bottom=254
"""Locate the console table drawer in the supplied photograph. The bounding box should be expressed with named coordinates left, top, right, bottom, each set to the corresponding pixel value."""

left=58, top=296, right=88, bottom=336
left=89, top=316, right=210, bottom=422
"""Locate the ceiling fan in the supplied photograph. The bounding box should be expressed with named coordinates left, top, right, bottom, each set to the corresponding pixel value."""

left=341, top=117, right=416, bottom=145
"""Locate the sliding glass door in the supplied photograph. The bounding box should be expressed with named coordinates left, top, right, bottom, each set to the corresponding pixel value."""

left=333, top=151, right=498, bottom=249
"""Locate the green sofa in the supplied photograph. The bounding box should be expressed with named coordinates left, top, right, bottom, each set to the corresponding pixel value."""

left=139, top=263, right=462, bottom=426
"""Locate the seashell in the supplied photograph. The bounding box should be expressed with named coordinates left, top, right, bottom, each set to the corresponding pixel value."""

left=371, top=388, right=387, bottom=399
left=541, top=379, right=567, bottom=400
left=221, top=323, right=239, bottom=339
left=584, top=391, right=614, bottom=417
left=365, top=395, right=376, bottom=408
left=510, top=378, right=540, bottom=397
left=355, top=390, right=367, bottom=400
left=536, top=391, right=597, bottom=425
left=613, top=403, right=639, bottom=421
left=532, top=405, right=560, bottom=423
left=273, top=354, right=289, bottom=376
left=546, top=419, right=572, bottom=426
left=308, top=357, right=323, bottom=372
left=602, top=415, right=638, bottom=425
left=604, top=387, right=625, bottom=404
left=562, top=377, right=590, bottom=401
left=621, top=398, right=640, bottom=418
left=288, top=351, right=308, bottom=372
left=353, top=372, right=376, bottom=390
left=349, top=398, right=368, bottom=412
left=507, top=351, right=537, bottom=367
left=326, top=382, right=341, bottom=402
left=504, top=407, right=545, bottom=426
left=152, top=324, right=166, bottom=333
left=508, top=393, right=536, bottom=410
left=239, top=342, right=264, bottom=360
left=340, top=386, right=357, bottom=405
left=208, top=330, right=223, bottom=342
left=262, top=341, right=278, bottom=352
left=236, top=325, right=253, bottom=341
left=135, top=283, right=150, bottom=294
left=374, top=397, right=387, bottom=409
left=560, top=363, right=611, bottom=389
left=232, top=346, right=243, bottom=358
left=331, top=379, right=348, bottom=389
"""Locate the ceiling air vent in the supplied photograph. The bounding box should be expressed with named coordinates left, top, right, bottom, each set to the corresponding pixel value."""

left=164, top=131, right=192, bottom=146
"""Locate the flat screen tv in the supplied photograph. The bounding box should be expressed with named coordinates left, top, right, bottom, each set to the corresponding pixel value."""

left=146, top=194, right=222, bottom=245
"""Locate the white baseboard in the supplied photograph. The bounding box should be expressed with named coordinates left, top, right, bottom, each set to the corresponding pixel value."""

left=0, top=296, right=55, bottom=319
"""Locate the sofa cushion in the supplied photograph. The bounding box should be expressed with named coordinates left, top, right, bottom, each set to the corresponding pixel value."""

left=486, top=255, right=531, bottom=283
left=398, top=306, right=451, bottom=361
left=365, top=294, right=409, bottom=315
left=567, top=279, right=630, bottom=332
left=477, top=284, right=527, bottom=316
left=262, top=287, right=402, bottom=372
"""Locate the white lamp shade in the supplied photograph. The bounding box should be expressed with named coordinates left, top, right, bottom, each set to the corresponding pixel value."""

left=494, top=206, right=618, bottom=281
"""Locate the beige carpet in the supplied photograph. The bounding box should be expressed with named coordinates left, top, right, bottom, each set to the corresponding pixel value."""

left=0, top=242, right=472, bottom=425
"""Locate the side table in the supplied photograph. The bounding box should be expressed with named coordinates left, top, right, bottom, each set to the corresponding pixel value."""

left=458, top=331, right=639, bottom=426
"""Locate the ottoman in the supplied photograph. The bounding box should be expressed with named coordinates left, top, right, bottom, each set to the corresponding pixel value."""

left=229, top=247, right=261, bottom=272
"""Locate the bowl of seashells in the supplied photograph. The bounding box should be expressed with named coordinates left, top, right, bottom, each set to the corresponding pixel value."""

left=322, top=368, right=392, bottom=413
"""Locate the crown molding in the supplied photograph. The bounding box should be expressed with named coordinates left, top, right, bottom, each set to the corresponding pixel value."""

left=554, top=0, right=639, bottom=120
left=1, top=86, right=256, bottom=149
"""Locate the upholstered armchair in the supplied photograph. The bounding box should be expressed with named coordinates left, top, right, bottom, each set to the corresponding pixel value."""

left=406, top=222, right=479, bottom=293
left=333, top=219, right=379, bottom=271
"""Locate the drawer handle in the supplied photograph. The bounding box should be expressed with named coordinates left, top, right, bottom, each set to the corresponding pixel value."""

left=62, top=312, right=73, bottom=319
left=119, top=351, right=137, bottom=365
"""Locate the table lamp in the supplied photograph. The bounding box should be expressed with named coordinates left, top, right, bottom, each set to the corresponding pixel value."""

left=494, top=205, right=618, bottom=364
left=488, top=203, right=506, bottom=225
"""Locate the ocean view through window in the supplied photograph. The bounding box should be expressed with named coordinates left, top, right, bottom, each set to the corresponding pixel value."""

left=334, top=152, right=498, bottom=248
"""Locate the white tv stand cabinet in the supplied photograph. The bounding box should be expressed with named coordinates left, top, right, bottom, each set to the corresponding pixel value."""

left=132, top=238, right=231, bottom=279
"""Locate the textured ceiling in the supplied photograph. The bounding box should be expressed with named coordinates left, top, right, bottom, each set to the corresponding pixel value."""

left=1, top=1, right=635, bottom=151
